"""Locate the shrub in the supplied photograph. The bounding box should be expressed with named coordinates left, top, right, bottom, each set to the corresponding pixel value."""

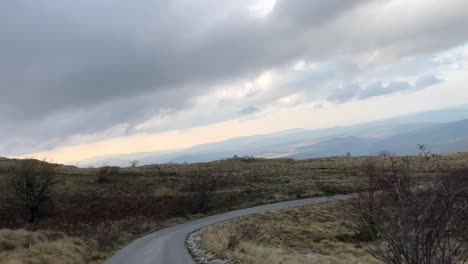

left=213, top=222, right=261, bottom=251
left=316, top=181, right=341, bottom=195
left=96, top=166, right=120, bottom=183
left=289, top=185, right=307, bottom=198
left=185, top=169, right=223, bottom=213
left=346, top=153, right=468, bottom=263
left=94, top=222, right=123, bottom=250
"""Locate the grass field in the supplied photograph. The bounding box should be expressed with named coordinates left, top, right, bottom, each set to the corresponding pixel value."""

left=200, top=201, right=380, bottom=264
left=1, top=153, right=467, bottom=263
left=0, top=156, right=367, bottom=263
left=0, top=229, right=90, bottom=264
left=0, top=217, right=190, bottom=264
left=0, top=156, right=365, bottom=198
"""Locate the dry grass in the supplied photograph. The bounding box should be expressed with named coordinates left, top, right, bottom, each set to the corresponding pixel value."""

left=0, top=156, right=367, bottom=263
left=1, top=153, right=468, bottom=263
left=0, top=156, right=371, bottom=200
left=2, top=153, right=467, bottom=202
left=0, top=215, right=190, bottom=264
left=200, top=201, right=380, bottom=264
left=0, top=229, right=89, bottom=264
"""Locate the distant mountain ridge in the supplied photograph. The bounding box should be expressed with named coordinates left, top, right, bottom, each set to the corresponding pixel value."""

left=290, top=118, right=468, bottom=159
left=73, top=106, right=468, bottom=167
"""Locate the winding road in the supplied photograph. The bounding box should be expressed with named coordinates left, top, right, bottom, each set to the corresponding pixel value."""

left=105, top=194, right=350, bottom=264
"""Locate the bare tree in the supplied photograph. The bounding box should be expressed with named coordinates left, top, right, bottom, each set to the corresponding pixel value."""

left=347, top=153, right=468, bottom=264
left=130, top=160, right=139, bottom=168
left=345, top=157, right=383, bottom=241
left=9, top=159, right=57, bottom=222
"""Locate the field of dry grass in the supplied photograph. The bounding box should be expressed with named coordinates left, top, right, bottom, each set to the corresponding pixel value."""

left=0, top=156, right=368, bottom=263
left=1, top=153, right=467, bottom=263
left=0, top=229, right=90, bottom=264
left=2, top=153, right=467, bottom=200
left=0, top=216, right=194, bottom=264
left=0, top=156, right=367, bottom=198
left=200, top=201, right=380, bottom=264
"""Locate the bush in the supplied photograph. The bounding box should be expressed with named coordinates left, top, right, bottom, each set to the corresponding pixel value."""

left=214, top=222, right=261, bottom=251
left=185, top=169, right=223, bottom=213
left=346, top=153, right=468, bottom=263
left=94, top=222, right=123, bottom=250
left=96, top=166, right=120, bottom=183
left=289, top=185, right=307, bottom=198
left=316, top=181, right=341, bottom=195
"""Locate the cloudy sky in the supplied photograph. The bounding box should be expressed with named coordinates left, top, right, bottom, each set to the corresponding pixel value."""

left=2, top=0, right=468, bottom=163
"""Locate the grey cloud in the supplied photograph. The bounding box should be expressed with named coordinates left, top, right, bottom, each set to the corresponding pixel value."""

left=314, top=103, right=324, bottom=110
left=0, top=0, right=369, bottom=122
left=414, top=75, right=442, bottom=90
left=359, top=81, right=410, bottom=99
left=327, top=85, right=361, bottom=103
left=327, top=74, right=443, bottom=104
left=1, top=0, right=468, bottom=155
left=239, top=106, right=260, bottom=116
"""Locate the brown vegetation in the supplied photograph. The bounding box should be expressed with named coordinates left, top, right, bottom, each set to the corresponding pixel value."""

left=346, top=148, right=468, bottom=263
left=1, top=152, right=468, bottom=263
left=199, top=150, right=468, bottom=264
left=0, top=156, right=368, bottom=263
left=200, top=201, right=379, bottom=264
left=95, top=166, right=120, bottom=183
left=0, top=229, right=89, bottom=264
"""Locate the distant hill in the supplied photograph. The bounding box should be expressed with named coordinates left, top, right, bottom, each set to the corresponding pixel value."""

left=74, top=106, right=468, bottom=167
left=290, top=119, right=468, bottom=159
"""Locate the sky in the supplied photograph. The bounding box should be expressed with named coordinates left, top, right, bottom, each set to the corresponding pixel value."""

left=2, top=0, right=468, bottom=163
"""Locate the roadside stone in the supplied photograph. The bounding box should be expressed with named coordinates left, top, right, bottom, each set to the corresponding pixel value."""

left=186, top=229, right=230, bottom=264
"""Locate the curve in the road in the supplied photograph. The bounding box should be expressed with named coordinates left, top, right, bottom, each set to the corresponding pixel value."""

left=105, top=194, right=350, bottom=264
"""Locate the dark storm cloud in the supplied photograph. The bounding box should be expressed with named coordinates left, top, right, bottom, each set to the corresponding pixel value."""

left=1, top=0, right=468, bottom=155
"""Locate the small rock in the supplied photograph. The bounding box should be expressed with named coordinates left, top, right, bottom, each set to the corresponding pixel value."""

left=186, top=229, right=230, bottom=264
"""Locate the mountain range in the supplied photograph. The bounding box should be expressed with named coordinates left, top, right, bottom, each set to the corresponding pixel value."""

left=74, top=106, right=468, bottom=167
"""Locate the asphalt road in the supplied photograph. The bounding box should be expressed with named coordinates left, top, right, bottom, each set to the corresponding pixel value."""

left=105, top=194, right=350, bottom=264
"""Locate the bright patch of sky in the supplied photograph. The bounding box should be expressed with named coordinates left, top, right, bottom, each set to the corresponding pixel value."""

left=248, top=0, right=277, bottom=17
